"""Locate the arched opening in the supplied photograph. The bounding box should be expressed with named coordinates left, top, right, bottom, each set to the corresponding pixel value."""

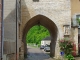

left=26, top=25, right=50, bottom=46
left=22, top=15, right=58, bottom=57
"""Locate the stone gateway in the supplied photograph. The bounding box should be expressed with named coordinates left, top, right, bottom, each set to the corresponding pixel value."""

left=0, top=0, right=80, bottom=60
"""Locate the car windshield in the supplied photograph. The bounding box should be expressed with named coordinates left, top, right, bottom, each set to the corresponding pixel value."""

left=45, top=45, right=50, bottom=47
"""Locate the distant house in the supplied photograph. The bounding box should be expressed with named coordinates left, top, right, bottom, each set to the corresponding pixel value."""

left=41, top=36, right=51, bottom=46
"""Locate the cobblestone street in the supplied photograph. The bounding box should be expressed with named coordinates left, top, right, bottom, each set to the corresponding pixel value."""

left=24, top=46, right=54, bottom=60
left=24, top=46, right=80, bottom=60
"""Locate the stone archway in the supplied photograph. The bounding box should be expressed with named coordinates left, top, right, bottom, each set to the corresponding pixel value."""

left=22, top=15, right=58, bottom=57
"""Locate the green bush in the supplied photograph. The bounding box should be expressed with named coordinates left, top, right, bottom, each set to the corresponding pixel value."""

left=65, top=54, right=74, bottom=60
left=59, top=38, right=75, bottom=60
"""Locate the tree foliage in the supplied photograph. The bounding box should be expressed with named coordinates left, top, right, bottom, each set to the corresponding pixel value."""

left=77, top=18, right=80, bottom=25
left=26, top=25, right=50, bottom=45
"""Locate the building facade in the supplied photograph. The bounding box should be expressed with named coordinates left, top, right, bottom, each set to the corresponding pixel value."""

left=71, top=0, right=80, bottom=55
left=0, top=0, right=80, bottom=60
left=20, top=0, right=71, bottom=59
left=41, top=36, right=51, bottom=46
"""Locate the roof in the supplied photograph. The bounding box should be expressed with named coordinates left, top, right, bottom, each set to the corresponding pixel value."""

left=42, top=36, right=51, bottom=41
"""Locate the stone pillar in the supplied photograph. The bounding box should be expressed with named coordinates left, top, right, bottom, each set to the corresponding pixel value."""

left=73, top=28, right=78, bottom=55
left=71, top=27, right=78, bottom=55
left=50, top=37, right=56, bottom=57
left=55, top=41, right=61, bottom=59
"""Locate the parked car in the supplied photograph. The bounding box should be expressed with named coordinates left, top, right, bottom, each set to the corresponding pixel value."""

left=44, top=45, right=50, bottom=52
left=40, top=45, right=44, bottom=49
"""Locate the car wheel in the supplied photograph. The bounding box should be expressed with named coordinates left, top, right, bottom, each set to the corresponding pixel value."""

left=44, top=49, right=46, bottom=52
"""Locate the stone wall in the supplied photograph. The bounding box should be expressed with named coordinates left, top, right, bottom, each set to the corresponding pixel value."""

left=21, top=0, right=71, bottom=38
left=4, top=0, right=16, bottom=41
left=3, top=0, right=16, bottom=60
left=21, top=0, right=71, bottom=58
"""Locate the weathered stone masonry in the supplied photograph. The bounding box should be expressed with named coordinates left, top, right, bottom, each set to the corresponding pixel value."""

left=20, top=0, right=71, bottom=59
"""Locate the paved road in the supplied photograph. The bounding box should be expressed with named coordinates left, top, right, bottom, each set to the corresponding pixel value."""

left=24, top=46, right=54, bottom=60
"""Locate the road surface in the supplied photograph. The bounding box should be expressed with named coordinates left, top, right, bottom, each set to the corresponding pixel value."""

left=24, top=46, right=54, bottom=60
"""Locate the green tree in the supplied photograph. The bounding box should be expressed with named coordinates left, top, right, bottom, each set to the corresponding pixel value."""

left=26, top=25, right=50, bottom=45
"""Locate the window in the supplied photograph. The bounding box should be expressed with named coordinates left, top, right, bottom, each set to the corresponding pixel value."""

left=76, top=15, right=80, bottom=20
left=71, top=14, right=80, bottom=27
left=76, top=15, right=80, bottom=25
left=33, top=0, right=39, bottom=2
